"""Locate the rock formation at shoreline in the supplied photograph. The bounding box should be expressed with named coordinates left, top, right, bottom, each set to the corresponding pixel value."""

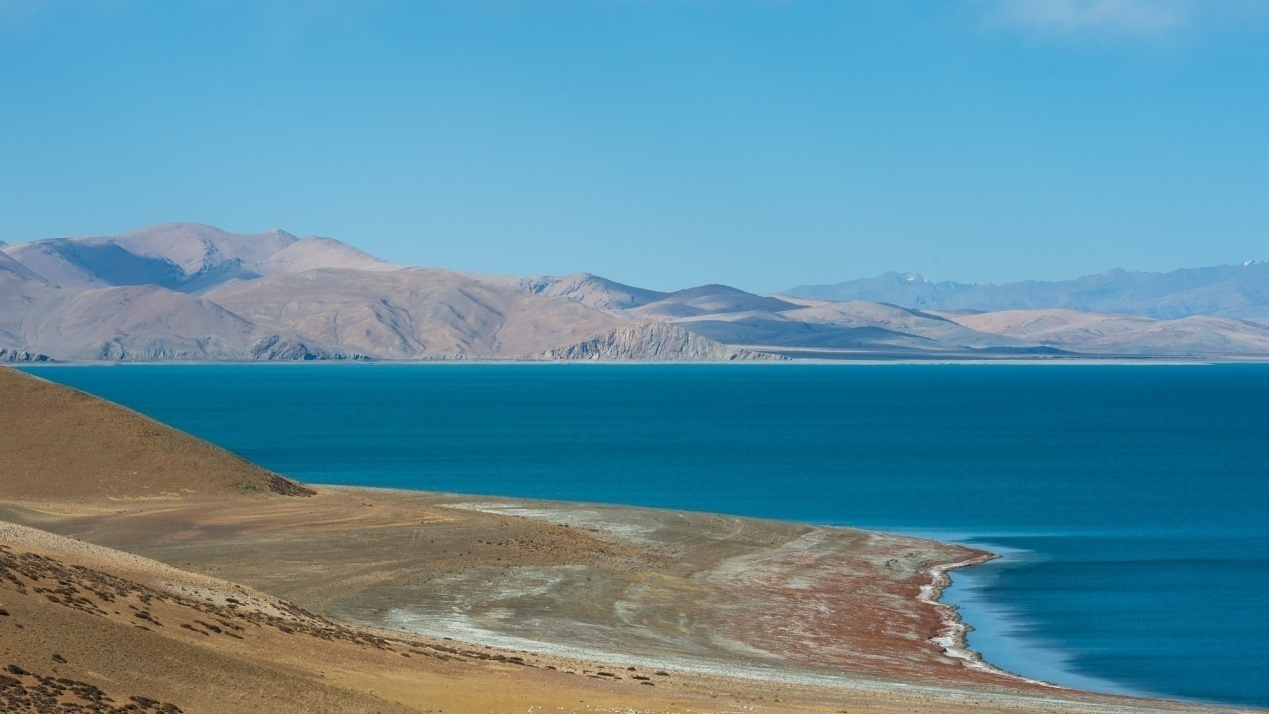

left=534, top=321, right=782, bottom=361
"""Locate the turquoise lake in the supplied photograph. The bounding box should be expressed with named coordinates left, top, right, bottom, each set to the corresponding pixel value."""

left=21, top=363, right=1269, bottom=709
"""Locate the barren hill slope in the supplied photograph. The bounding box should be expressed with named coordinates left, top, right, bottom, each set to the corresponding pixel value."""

left=0, top=251, right=46, bottom=283
left=0, top=368, right=312, bottom=501
left=784, top=262, right=1269, bottom=325
left=0, top=520, right=736, bottom=713
left=952, top=309, right=1269, bottom=355
left=207, top=268, right=625, bottom=359
left=630, top=284, right=802, bottom=319
left=502, top=272, right=670, bottom=312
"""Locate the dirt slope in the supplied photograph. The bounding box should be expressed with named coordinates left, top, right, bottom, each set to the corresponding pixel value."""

left=0, top=368, right=311, bottom=501
left=0, top=521, right=735, bottom=714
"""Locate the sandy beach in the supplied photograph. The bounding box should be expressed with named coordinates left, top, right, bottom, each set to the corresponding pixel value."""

left=0, top=367, right=1249, bottom=712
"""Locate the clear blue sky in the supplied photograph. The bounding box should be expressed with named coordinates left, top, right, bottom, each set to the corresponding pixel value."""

left=1, top=1, right=1267, bottom=292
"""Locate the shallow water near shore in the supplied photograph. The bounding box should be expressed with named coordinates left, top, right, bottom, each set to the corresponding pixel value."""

left=21, top=363, right=1269, bottom=709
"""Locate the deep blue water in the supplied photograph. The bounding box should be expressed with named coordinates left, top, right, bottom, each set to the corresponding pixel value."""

left=20, top=363, right=1269, bottom=709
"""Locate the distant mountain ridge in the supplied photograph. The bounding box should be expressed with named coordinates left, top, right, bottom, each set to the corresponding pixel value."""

left=0, top=223, right=768, bottom=362
left=3, top=222, right=1269, bottom=361
left=507, top=273, right=669, bottom=312
left=783, top=262, right=1269, bottom=325
left=2, top=223, right=399, bottom=294
left=0, top=250, right=48, bottom=283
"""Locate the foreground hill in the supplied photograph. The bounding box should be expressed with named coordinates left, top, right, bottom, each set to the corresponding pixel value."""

left=1, top=520, right=725, bottom=713
left=784, top=261, right=1269, bottom=325
left=0, top=368, right=312, bottom=501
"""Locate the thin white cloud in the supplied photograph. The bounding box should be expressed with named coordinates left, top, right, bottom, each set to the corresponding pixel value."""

left=984, top=0, right=1193, bottom=34
left=0, top=0, right=48, bottom=24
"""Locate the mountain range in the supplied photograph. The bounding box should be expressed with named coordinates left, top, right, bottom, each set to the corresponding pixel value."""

left=784, top=262, right=1269, bottom=325
left=2, top=222, right=1269, bottom=362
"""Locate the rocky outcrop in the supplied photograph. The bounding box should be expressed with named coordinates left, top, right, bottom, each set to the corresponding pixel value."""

left=0, top=349, right=52, bottom=363
left=248, top=335, right=364, bottom=361
left=533, top=321, right=783, bottom=361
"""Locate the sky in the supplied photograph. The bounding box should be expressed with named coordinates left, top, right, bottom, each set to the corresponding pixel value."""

left=1, top=0, right=1267, bottom=293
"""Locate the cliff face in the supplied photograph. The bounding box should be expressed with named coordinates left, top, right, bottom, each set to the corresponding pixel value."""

left=534, top=321, right=783, bottom=361
left=0, top=349, right=51, bottom=363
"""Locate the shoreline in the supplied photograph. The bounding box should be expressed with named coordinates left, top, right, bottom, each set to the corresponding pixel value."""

left=0, top=365, right=1248, bottom=712
left=4, top=485, right=1237, bottom=712
left=344, top=493, right=1265, bottom=713
left=917, top=552, right=1055, bottom=686
left=325, top=485, right=1021, bottom=686
left=266, top=487, right=1269, bottom=713
left=312, top=487, right=1123, bottom=697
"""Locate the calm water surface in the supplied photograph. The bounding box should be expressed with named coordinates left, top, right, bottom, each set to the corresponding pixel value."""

left=22, top=363, right=1269, bottom=708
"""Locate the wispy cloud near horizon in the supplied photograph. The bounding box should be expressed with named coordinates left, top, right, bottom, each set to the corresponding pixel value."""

left=0, top=0, right=48, bottom=25
left=982, top=0, right=1196, bottom=35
